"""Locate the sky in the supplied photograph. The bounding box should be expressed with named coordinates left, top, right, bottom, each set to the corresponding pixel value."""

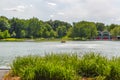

left=1, top=0, right=120, bottom=24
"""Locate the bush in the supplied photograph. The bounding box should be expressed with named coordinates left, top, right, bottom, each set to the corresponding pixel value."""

left=105, top=57, right=120, bottom=80
left=10, top=53, right=120, bottom=80
left=76, top=53, right=110, bottom=77
left=11, top=54, right=77, bottom=80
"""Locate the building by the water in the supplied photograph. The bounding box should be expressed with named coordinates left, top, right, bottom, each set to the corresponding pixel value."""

left=117, top=36, right=120, bottom=40
left=95, top=31, right=111, bottom=40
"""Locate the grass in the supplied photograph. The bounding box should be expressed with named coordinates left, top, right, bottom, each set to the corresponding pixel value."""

left=8, top=53, right=120, bottom=80
left=0, top=38, right=25, bottom=42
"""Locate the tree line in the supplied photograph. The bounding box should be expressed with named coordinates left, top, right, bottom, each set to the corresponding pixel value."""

left=0, top=16, right=120, bottom=40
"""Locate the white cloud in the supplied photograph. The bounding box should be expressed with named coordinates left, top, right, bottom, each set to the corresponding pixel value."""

left=3, top=5, right=26, bottom=12
left=3, top=4, right=34, bottom=12
left=1, top=0, right=120, bottom=24
left=50, top=15, right=54, bottom=18
left=47, top=2, right=56, bottom=6
left=49, top=0, right=120, bottom=24
left=30, top=4, right=33, bottom=7
left=57, top=12, right=64, bottom=15
left=17, top=5, right=26, bottom=9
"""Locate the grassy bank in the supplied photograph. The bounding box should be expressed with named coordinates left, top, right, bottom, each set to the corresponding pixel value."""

left=0, top=38, right=25, bottom=42
left=0, top=37, right=88, bottom=42
left=0, top=38, right=64, bottom=42
left=5, top=53, right=120, bottom=80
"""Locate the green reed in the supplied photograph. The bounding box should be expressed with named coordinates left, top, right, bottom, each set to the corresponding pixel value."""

left=11, top=53, right=120, bottom=80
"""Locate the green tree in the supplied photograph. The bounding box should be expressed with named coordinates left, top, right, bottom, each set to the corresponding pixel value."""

left=0, top=30, right=10, bottom=39
left=68, top=21, right=97, bottom=39
left=20, top=30, right=26, bottom=38
left=108, top=24, right=118, bottom=31
left=50, top=30, right=57, bottom=38
left=96, top=22, right=106, bottom=31
left=27, top=17, right=45, bottom=38
left=0, top=30, right=4, bottom=39
left=0, top=16, right=10, bottom=31
left=56, top=26, right=66, bottom=38
left=110, top=26, right=120, bottom=36
left=10, top=18, right=27, bottom=38
left=3, top=30, right=10, bottom=38
left=46, top=20, right=72, bottom=31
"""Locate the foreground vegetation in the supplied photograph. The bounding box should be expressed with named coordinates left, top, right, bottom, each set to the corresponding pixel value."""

left=5, top=53, right=120, bottom=80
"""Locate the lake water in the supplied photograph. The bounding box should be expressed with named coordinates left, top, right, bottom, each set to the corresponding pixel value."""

left=0, top=41, right=120, bottom=68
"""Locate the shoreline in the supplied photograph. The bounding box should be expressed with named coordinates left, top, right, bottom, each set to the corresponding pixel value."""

left=0, top=39, right=119, bottom=42
left=0, top=66, right=11, bottom=70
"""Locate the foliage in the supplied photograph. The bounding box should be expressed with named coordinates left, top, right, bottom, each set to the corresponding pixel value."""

left=110, top=26, right=120, bottom=36
left=105, top=57, right=120, bottom=80
left=76, top=53, right=110, bottom=77
left=95, top=22, right=106, bottom=31
left=0, top=30, right=10, bottom=39
left=11, top=53, right=120, bottom=80
left=0, top=16, right=10, bottom=31
left=68, top=21, right=97, bottom=39
left=11, top=54, right=77, bottom=80
left=0, top=16, right=120, bottom=40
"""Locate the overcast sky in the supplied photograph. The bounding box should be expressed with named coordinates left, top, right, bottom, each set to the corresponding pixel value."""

left=1, top=0, right=120, bottom=24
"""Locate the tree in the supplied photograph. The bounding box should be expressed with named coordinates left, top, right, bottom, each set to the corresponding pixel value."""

left=10, top=18, right=27, bottom=38
left=110, top=26, right=120, bottom=36
left=3, top=30, right=10, bottom=38
left=26, top=17, right=45, bottom=38
left=0, top=30, right=4, bottom=39
left=108, top=24, right=118, bottom=31
left=46, top=20, right=72, bottom=31
left=68, top=21, right=97, bottom=39
left=67, top=27, right=74, bottom=38
left=21, top=30, right=26, bottom=38
left=50, top=30, right=57, bottom=38
left=0, top=30, right=10, bottom=39
left=56, top=26, right=67, bottom=38
left=0, top=16, right=10, bottom=31
left=95, top=22, right=106, bottom=31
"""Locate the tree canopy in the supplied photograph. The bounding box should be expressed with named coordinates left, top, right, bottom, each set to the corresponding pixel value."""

left=0, top=16, right=119, bottom=40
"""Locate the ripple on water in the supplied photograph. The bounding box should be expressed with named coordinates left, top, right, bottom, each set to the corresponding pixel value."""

left=0, top=41, right=120, bottom=68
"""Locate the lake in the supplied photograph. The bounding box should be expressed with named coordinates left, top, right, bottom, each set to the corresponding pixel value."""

left=0, top=41, right=120, bottom=68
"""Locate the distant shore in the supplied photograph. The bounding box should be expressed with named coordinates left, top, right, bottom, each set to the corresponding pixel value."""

left=0, top=38, right=119, bottom=42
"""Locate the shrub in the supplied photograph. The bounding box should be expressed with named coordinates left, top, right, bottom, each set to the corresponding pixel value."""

left=105, top=57, right=120, bottom=80
left=76, top=53, right=110, bottom=77
left=10, top=53, right=120, bottom=80
left=11, top=54, right=77, bottom=80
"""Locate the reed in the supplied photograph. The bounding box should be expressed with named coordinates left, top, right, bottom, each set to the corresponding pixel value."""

left=10, top=53, right=120, bottom=80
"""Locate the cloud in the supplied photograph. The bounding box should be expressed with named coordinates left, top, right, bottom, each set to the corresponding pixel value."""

left=3, top=5, right=26, bottom=12
left=3, top=4, right=34, bottom=12
left=1, top=0, right=120, bottom=24
left=48, top=0, right=120, bottom=24
left=30, top=4, right=33, bottom=8
left=47, top=2, right=56, bottom=6
left=57, top=12, right=64, bottom=15
left=50, top=15, right=54, bottom=18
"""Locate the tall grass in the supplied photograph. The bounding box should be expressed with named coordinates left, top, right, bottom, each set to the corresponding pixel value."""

left=10, top=53, right=120, bottom=80
left=76, top=53, right=110, bottom=77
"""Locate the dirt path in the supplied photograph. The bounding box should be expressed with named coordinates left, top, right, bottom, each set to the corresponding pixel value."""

left=0, top=69, right=9, bottom=80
